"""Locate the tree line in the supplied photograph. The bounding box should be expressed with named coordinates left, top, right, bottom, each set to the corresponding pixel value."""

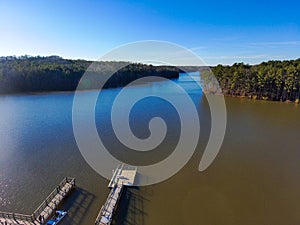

left=211, top=59, right=300, bottom=102
left=1, top=56, right=300, bottom=103
left=0, top=56, right=180, bottom=94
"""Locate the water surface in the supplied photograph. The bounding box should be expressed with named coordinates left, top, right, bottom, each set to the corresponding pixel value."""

left=0, top=75, right=300, bottom=225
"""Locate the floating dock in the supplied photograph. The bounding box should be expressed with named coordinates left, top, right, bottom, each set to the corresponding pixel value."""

left=0, top=177, right=75, bottom=225
left=95, top=164, right=137, bottom=225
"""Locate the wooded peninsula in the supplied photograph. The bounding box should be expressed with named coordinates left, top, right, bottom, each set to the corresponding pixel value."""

left=211, top=59, right=300, bottom=102
left=1, top=56, right=300, bottom=103
left=0, top=56, right=180, bottom=94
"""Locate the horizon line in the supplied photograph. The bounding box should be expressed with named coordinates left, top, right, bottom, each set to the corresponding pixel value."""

left=1, top=54, right=299, bottom=67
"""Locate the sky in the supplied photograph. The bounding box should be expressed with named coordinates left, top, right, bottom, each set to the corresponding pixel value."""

left=0, top=0, right=299, bottom=65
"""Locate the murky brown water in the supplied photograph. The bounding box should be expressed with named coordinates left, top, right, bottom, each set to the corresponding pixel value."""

left=1, top=75, right=300, bottom=225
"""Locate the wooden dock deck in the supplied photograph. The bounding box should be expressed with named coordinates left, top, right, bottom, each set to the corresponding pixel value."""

left=0, top=177, right=75, bottom=225
left=95, top=164, right=137, bottom=225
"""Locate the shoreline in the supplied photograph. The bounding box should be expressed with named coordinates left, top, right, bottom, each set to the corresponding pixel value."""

left=2, top=89, right=300, bottom=106
left=221, top=93, right=300, bottom=104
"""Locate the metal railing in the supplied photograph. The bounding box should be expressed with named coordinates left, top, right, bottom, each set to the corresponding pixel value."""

left=0, top=177, right=75, bottom=223
left=0, top=212, right=34, bottom=222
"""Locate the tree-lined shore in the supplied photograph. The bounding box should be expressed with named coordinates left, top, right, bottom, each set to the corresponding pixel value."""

left=212, top=59, right=300, bottom=103
left=0, top=56, right=180, bottom=94
left=1, top=56, right=300, bottom=103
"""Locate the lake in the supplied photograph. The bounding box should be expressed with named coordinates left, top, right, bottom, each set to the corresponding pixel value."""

left=1, top=74, right=300, bottom=225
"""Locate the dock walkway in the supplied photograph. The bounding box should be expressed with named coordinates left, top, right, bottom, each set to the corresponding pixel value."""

left=95, top=164, right=137, bottom=225
left=0, top=177, right=75, bottom=225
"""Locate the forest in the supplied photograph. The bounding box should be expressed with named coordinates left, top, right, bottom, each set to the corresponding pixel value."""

left=211, top=59, right=300, bottom=102
left=0, top=56, right=180, bottom=94
left=1, top=56, right=300, bottom=103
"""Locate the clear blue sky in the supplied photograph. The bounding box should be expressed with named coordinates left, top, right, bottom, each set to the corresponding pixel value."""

left=0, top=0, right=299, bottom=65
